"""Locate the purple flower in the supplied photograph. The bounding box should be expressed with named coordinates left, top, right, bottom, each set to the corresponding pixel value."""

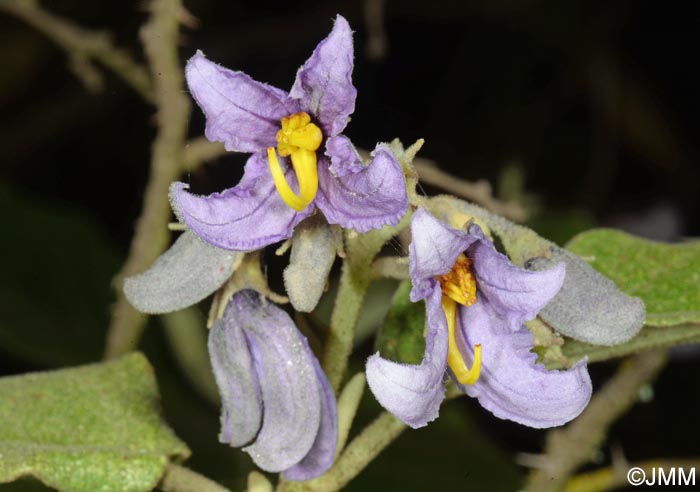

left=210, top=290, right=337, bottom=480
left=171, top=15, right=408, bottom=251
left=366, top=209, right=592, bottom=429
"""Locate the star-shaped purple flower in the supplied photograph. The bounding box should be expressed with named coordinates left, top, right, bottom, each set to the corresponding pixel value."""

left=211, top=290, right=338, bottom=480
left=366, top=209, right=592, bottom=429
left=171, top=15, right=408, bottom=251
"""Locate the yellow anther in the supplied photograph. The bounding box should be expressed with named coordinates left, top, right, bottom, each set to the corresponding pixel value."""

left=268, top=112, right=322, bottom=211
left=276, top=112, right=323, bottom=153
left=442, top=296, right=482, bottom=386
left=437, top=254, right=477, bottom=307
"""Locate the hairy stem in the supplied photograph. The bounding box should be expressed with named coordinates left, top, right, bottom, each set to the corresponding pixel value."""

left=524, top=349, right=668, bottom=492
left=104, top=0, right=190, bottom=358
left=278, top=411, right=407, bottom=492
left=160, top=463, right=234, bottom=492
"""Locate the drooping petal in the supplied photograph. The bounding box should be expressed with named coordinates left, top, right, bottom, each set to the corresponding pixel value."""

left=124, top=230, right=239, bottom=313
left=408, top=209, right=478, bottom=302
left=170, top=152, right=314, bottom=251
left=467, top=223, right=566, bottom=326
left=366, top=288, right=449, bottom=428
left=314, top=145, right=408, bottom=234
left=289, top=15, right=356, bottom=137
left=209, top=296, right=263, bottom=447
left=325, top=135, right=364, bottom=177
left=186, top=51, right=300, bottom=153
left=282, top=352, right=338, bottom=481
left=456, top=298, right=592, bottom=428
left=237, top=291, right=323, bottom=472
left=284, top=217, right=337, bottom=313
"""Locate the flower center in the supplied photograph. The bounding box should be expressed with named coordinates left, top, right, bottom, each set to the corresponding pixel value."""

left=437, top=254, right=482, bottom=386
left=267, top=112, right=322, bottom=211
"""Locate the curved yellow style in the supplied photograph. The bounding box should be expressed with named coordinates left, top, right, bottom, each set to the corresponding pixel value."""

left=442, top=295, right=482, bottom=386
left=267, top=112, right=322, bottom=211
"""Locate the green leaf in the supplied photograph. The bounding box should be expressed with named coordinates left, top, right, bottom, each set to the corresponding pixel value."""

left=0, top=353, right=190, bottom=492
left=375, top=281, right=426, bottom=365
left=566, top=228, right=700, bottom=326
left=0, top=183, right=120, bottom=365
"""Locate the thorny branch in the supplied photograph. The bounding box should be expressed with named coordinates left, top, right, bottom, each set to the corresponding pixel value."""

left=104, top=0, right=190, bottom=358
left=523, top=349, right=668, bottom=492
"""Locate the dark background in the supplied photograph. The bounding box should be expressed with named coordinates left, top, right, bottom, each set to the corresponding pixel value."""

left=1, top=1, right=698, bottom=491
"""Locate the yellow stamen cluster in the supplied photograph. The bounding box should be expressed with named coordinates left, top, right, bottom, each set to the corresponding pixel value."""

left=437, top=254, right=482, bottom=386
left=267, top=112, right=322, bottom=211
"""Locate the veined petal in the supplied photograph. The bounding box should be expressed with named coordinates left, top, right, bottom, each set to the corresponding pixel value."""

left=409, top=209, right=478, bottom=302
left=315, top=145, right=408, bottom=234
left=366, top=288, right=449, bottom=428
left=289, top=15, right=356, bottom=137
left=325, top=135, right=364, bottom=177
left=124, top=230, right=239, bottom=313
left=186, top=51, right=300, bottom=153
left=170, top=153, right=314, bottom=251
left=467, top=223, right=566, bottom=325
left=457, top=299, right=592, bottom=428
left=209, top=296, right=263, bottom=447
left=238, top=291, right=323, bottom=472
left=282, top=352, right=338, bottom=481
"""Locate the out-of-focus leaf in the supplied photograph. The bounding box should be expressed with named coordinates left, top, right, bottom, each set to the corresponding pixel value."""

left=0, top=353, right=189, bottom=492
left=429, top=196, right=644, bottom=345
left=374, top=281, right=425, bottom=364
left=566, top=228, right=700, bottom=326
left=0, top=183, right=120, bottom=365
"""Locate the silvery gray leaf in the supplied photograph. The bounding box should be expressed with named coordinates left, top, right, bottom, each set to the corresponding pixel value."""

left=429, top=195, right=645, bottom=345
left=283, top=218, right=337, bottom=312
left=526, top=249, right=645, bottom=345
left=124, top=230, right=239, bottom=313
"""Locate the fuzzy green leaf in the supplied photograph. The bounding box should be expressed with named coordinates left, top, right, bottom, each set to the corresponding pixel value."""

left=566, top=228, right=700, bottom=326
left=0, top=353, right=190, bottom=492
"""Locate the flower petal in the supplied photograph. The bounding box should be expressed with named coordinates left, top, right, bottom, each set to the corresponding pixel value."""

left=209, top=296, right=263, bottom=447
left=366, top=288, right=449, bottom=428
left=457, top=298, right=592, bottom=428
left=186, top=51, right=300, bottom=153
left=170, top=152, right=314, bottom=251
left=289, top=15, right=356, bottom=137
left=124, top=230, right=239, bottom=313
left=282, top=353, right=338, bottom=481
left=408, top=209, right=478, bottom=302
left=325, top=135, right=364, bottom=177
left=314, top=145, right=408, bottom=234
left=237, top=291, right=323, bottom=472
left=468, top=223, right=566, bottom=326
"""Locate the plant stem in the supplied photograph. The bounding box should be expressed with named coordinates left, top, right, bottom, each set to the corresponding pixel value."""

left=104, top=0, right=190, bottom=358
left=563, top=458, right=700, bottom=492
left=0, top=0, right=154, bottom=101
left=524, top=349, right=668, bottom=492
left=160, top=463, right=234, bottom=492
left=278, top=411, right=407, bottom=492
left=323, top=255, right=371, bottom=392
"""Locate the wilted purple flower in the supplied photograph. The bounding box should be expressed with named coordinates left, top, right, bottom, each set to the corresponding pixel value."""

left=171, top=15, right=408, bottom=251
left=210, top=290, right=337, bottom=480
left=366, top=209, right=592, bottom=429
